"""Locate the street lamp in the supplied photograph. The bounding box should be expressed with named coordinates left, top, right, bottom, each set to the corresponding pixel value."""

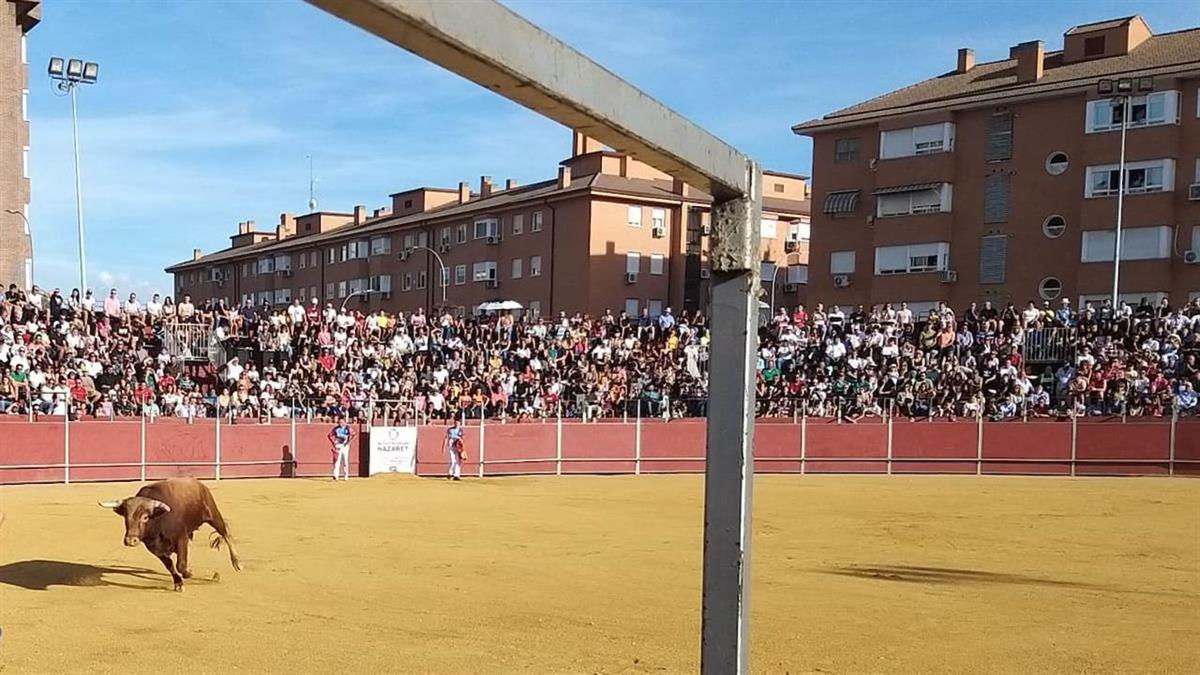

left=403, top=244, right=449, bottom=307
left=1097, top=76, right=1153, bottom=309
left=766, top=251, right=803, bottom=311
left=340, top=289, right=380, bottom=312
left=48, top=56, right=99, bottom=294
left=2, top=209, right=31, bottom=288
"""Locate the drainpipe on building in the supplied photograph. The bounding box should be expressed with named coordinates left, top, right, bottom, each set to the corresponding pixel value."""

left=543, top=199, right=558, bottom=315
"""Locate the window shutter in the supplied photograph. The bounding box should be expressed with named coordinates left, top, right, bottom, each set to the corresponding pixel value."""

left=986, top=112, right=1012, bottom=161
left=979, top=235, right=1007, bottom=284
left=983, top=173, right=1010, bottom=224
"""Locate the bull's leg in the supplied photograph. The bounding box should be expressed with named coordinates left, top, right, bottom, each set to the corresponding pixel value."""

left=206, top=507, right=242, bottom=571
left=156, top=553, right=184, bottom=592
left=176, top=539, right=192, bottom=579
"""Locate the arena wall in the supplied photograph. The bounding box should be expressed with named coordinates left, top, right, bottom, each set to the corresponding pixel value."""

left=0, top=416, right=1195, bottom=485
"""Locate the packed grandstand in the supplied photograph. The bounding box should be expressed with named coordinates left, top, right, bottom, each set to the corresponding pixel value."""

left=1, top=283, right=1198, bottom=422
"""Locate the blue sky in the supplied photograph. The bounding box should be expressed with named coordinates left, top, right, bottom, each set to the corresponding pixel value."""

left=25, top=0, right=1197, bottom=295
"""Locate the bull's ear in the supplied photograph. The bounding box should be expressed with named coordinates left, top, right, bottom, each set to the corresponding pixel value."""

left=98, top=500, right=124, bottom=514
left=149, top=500, right=171, bottom=517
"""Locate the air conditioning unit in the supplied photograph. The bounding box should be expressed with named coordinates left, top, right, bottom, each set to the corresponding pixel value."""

left=279, top=269, right=292, bottom=277
left=486, top=235, right=501, bottom=245
left=439, top=243, right=451, bottom=253
left=1185, top=250, right=1198, bottom=265
left=866, top=215, right=876, bottom=225
left=699, top=268, right=711, bottom=280
left=625, top=272, right=638, bottom=285
left=1189, top=183, right=1200, bottom=200
left=941, top=269, right=958, bottom=284
left=869, top=158, right=878, bottom=170
left=833, top=274, right=852, bottom=288
left=398, top=250, right=410, bottom=261
left=652, top=225, right=665, bottom=238
left=485, top=279, right=499, bottom=289
left=785, top=241, right=799, bottom=253
left=783, top=283, right=798, bottom=293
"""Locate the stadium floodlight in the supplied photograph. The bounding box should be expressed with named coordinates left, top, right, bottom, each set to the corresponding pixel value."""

left=47, top=56, right=64, bottom=78
left=47, top=56, right=101, bottom=295
left=82, top=62, right=99, bottom=83
left=1114, top=77, right=1134, bottom=94
left=1136, top=76, right=1154, bottom=92
left=66, top=58, right=83, bottom=79
left=1097, top=74, right=1151, bottom=312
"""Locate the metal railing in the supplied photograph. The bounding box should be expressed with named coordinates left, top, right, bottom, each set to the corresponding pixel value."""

left=160, top=322, right=217, bottom=362
left=1023, top=327, right=1075, bottom=364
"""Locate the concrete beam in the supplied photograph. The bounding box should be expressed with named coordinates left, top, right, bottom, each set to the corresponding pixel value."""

left=303, top=0, right=751, bottom=202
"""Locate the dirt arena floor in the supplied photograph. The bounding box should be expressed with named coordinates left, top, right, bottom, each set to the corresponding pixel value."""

left=0, top=474, right=1196, bottom=674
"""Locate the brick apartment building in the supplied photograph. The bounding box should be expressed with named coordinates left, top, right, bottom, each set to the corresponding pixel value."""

left=794, top=15, right=1200, bottom=317
left=0, top=1, right=36, bottom=291
left=167, top=132, right=810, bottom=318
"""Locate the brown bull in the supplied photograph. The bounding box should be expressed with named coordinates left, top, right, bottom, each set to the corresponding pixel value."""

left=99, top=478, right=242, bottom=591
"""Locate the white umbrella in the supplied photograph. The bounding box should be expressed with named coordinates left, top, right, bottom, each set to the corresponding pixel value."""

left=478, top=300, right=524, bottom=311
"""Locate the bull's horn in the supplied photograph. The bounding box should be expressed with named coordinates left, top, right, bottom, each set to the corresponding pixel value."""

left=98, top=500, right=121, bottom=509
left=149, top=500, right=171, bottom=513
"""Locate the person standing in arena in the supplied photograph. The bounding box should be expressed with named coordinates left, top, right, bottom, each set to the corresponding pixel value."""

left=443, top=418, right=466, bottom=481
left=328, top=415, right=354, bottom=481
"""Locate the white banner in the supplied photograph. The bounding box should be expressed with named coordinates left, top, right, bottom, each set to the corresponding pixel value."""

left=368, top=426, right=417, bottom=475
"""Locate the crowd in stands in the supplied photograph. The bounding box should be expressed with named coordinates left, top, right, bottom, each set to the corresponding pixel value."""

left=1, top=282, right=1198, bottom=422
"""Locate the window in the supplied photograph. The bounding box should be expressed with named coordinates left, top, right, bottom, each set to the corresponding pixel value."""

left=474, top=217, right=499, bottom=239
left=986, top=112, right=1013, bottom=162
left=417, top=271, right=427, bottom=290
left=773, top=183, right=785, bottom=193
left=337, top=281, right=347, bottom=298
left=834, top=138, right=859, bottom=163
left=298, top=254, right=307, bottom=269
left=626, top=252, right=641, bottom=274
left=22, top=147, right=28, bottom=178
left=529, top=301, right=541, bottom=318
left=531, top=210, right=544, bottom=232
left=625, top=298, right=639, bottom=316
left=472, top=262, right=498, bottom=282
left=648, top=300, right=664, bottom=317
left=371, top=236, right=391, bottom=256
left=454, top=264, right=467, bottom=285
left=273, top=288, right=291, bottom=305
left=325, top=283, right=335, bottom=299
left=457, top=224, right=468, bottom=244
left=760, top=219, right=778, bottom=239
left=257, top=258, right=275, bottom=274
left=879, top=122, right=955, bottom=159
left=328, top=248, right=336, bottom=264
left=242, top=263, right=251, bottom=278
left=512, top=214, right=524, bottom=236
left=530, top=255, right=543, bottom=277
left=627, top=206, right=642, bottom=227
left=402, top=274, right=413, bottom=292
left=310, top=286, right=318, bottom=301
left=418, top=231, right=428, bottom=248
left=979, top=235, right=1007, bottom=284
left=823, top=190, right=859, bottom=215
left=256, top=291, right=271, bottom=306
left=310, top=251, right=318, bottom=267
left=403, top=233, right=415, bottom=250
left=1086, top=91, right=1181, bottom=133
left=1081, top=226, right=1172, bottom=263
left=1045, top=152, right=1069, bottom=176
left=1085, top=159, right=1174, bottom=197
left=1043, top=215, right=1067, bottom=239
left=441, top=227, right=452, bottom=247
left=1083, top=36, right=1105, bottom=57
left=371, top=275, right=392, bottom=294
left=511, top=258, right=523, bottom=279
left=651, top=209, right=666, bottom=232
left=650, top=254, right=665, bottom=275
left=983, top=173, right=1010, bottom=224
left=1039, top=277, right=1063, bottom=300
left=876, top=183, right=952, bottom=217
left=274, top=254, right=291, bottom=272
left=787, top=265, right=809, bottom=285
left=788, top=219, right=811, bottom=242
left=830, top=250, right=856, bottom=275
left=874, top=242, right=950, bottom=275
left=404, top=199, right=413, bottom=209
left=760, top=261, right=777, bottom=282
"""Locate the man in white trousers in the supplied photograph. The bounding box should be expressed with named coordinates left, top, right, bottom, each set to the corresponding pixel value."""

left=328, top=415, right=354, bottom=481
left=443, top=418, right=466, bottom=481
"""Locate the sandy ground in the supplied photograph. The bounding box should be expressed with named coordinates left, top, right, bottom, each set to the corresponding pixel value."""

left=0, top=474, right=1196, bottom=674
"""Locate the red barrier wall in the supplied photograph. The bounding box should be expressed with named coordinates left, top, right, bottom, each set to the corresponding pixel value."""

left=0, top=417, right=1193, bottom=486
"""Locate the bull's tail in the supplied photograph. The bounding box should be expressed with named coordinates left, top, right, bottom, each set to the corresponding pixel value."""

left=206, top=506, right=242, bottom=572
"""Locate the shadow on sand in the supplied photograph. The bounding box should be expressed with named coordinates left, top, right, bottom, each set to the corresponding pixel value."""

left=0, top=559, right=215, bottom=591
left=820, top=564, right=1114, bottom=591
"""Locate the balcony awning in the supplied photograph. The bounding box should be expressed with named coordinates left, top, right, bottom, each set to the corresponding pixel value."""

left=873, top=182, right=942, bottom=195
left=822, top=190, right=859, bottom=214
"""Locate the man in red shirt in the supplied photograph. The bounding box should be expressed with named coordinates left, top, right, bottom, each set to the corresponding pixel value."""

left=792, top=304, right=808, bottom=329
left=317, top=351, right=336, bottom=372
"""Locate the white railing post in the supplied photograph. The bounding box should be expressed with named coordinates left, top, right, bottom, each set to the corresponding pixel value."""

left=140, top=411, right=147, bottom=482
left=975, top=410, right=984, bottom=476
left=1070, top=410, right=1078, bottom=478
left=477, top=415, right=485, bottom=479
left=556, top=407, right=563, bottom=476
left=290, top=405, right=298, bottom=478
left=1169, top=406, right=1177, bottom=477
left=215, top=405, right=222, bottom=481
left=635, top=399, right=642, bottom=475
left=799, top=406, right=806, bottom=476
left=63, top=400, right=71, bottom=484
left=886, top=412, right=893, bottom=475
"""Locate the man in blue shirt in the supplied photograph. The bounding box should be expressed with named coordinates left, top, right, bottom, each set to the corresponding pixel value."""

left=443, top=418, right=466, bottom=481
left=327, top=415, right=354, bottom=481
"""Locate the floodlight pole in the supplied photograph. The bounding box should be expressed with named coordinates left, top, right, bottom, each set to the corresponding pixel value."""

left=303, top=2, right=762, bottom=671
